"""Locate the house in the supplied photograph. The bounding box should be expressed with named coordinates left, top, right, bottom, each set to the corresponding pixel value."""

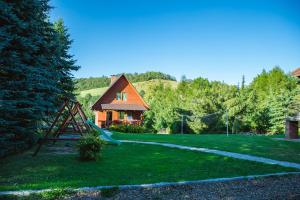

left=292, top=68, right=300, bottom=79
left=91, top=74, right=149, bottom=127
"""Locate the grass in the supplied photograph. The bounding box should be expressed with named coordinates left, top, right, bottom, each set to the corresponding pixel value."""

left=78, top=79, right=177, bottom=97
left=0, top=141, right=297, bottom=191
left=112, top=133, right=300, bottom=163
left=0, top=189, right=76, bottom=200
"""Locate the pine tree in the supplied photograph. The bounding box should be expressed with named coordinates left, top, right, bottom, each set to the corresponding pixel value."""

left=0, top=0, right=70, bottom=143
left=241, top=75, right=245, bottom=89
left=53, top=19, right=80, bottom=99
left=267, top=91, right=291, bottom=134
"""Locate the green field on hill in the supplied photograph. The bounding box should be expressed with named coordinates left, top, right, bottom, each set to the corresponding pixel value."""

left=78, top=79, right=178, bottom=97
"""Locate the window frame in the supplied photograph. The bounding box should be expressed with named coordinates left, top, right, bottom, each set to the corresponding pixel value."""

left=116, top=92, right=121, bottom=100
left=119, top=111, right=125, bottom=120
left=122, top=92, right=127, bottom=101
left=127, top=111, right=132, bottom=120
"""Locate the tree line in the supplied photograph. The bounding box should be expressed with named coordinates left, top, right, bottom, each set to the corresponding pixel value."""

left=75, top=71, right=176, bottom=91
left=0, top=0, right=78, bottom=145
left=143, top=67, right=300, bottom=134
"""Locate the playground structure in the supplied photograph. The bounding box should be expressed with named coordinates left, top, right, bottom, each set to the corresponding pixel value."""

left=33, top=99, right=119, bottom=156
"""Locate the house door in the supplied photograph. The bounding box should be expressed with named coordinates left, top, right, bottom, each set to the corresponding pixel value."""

left=106, top=111, right=112, bottom=127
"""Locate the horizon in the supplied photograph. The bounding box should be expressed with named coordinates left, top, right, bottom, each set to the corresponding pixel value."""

left=50, top=0, right=300, bottom=85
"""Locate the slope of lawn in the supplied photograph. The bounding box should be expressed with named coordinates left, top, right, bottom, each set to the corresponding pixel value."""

left=78, top=79, right=177, bottom=97
left=0, top=142, right=297, bottom=191
left=112, top=133, right=300, bottom=163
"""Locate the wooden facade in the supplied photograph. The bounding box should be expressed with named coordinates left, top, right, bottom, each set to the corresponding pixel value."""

left=92, top=75, right=149, bottom=127
left=292, top=68, right=300, bottom=78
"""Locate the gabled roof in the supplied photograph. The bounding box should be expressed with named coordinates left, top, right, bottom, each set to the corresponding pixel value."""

left=91, top=74, right=149, bottom=111
left=292, top=68, right=300, bottom=77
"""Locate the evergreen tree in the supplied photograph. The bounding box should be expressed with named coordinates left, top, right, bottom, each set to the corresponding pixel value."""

left=53, top=19, right=80, bottom=99
left=0, top=1, right=78, bottom=144
left=241, top=75, right=245, bottom=89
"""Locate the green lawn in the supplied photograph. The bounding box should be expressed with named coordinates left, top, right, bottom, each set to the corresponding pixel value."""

left=112, top=133, right=300, bottom=163
left=0, top=141, right=297, bottom=191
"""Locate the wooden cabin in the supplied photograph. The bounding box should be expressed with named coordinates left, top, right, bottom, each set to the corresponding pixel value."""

left=91, top=74, right=149, bottom=128
left=292, top=68, right=300, bottom=80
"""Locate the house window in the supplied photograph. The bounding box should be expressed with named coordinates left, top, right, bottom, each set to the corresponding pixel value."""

left=119, top=111, right=125, bottom=120
left=122, top=93, right=127, bottom=101
left=127, top=112, right=132, bottom=120
left=116, top=92, right=121, bottom=100
left=116, top=92, right=127, bottom=101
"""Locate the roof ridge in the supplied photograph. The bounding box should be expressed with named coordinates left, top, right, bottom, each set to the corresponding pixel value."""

left=91, top=74, right=149, bottom=110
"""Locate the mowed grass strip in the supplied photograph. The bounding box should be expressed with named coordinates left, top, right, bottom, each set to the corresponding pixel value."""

left=0, top=142, right=297, bottom=191
left=113, top=133, right=300, bottom=163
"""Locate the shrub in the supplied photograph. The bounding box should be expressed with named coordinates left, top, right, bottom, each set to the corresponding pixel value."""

left=77, top=131, right=104, bottom=161
left=109, top=124, right=150, bottom=133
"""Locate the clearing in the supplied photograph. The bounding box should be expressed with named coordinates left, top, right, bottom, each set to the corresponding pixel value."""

left=0, top=139, right=297, bottom=191
left=112, top=133, right=300, bottom=163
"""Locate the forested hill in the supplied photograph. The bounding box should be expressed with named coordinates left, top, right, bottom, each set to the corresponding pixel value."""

left=75, top=71, right=176, bottom=91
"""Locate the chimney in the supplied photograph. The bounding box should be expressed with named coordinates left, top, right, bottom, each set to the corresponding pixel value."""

left=110, top=75, right=117, bottom=85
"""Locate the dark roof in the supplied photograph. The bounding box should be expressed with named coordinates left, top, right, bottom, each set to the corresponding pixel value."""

left=101, top=104, right=147, bottom=111
left=292, top=68, right=300, bottom=77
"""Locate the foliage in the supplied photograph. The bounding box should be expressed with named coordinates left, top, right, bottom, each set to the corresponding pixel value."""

left=143, top=78, right=236, bottom=133
left=141, top=67, right=299, bottom=134
left=143, top=83, right=181, bottom=133
left=0, top=1, right=78, bottom=146
left=109, top=124, right=150, bottom=133
left=77, top=131, right=104, bottom=160
left=53, top=19, right=80, bottom=99
left=75, top=76, right=110, bottom=91
left=75, top=71, right=176, bottom=91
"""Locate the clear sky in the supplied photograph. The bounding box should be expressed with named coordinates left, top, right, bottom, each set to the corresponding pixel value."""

left=50, top=0, right=300, bottom=84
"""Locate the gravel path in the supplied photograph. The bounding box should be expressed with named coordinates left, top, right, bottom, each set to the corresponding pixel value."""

left=120, top=140, right=300, bottom=169
left=67, top=174, right=300, bottom=200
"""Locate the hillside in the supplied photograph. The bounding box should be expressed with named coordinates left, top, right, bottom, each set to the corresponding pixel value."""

left=75, top=71, right=176, bottom=91
left=78, top=79, right=178, bottom=97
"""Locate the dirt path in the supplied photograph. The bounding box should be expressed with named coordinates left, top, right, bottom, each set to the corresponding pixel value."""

left=67, top=174, right=300, bottom=200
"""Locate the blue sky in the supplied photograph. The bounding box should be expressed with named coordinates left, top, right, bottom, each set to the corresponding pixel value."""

left=50, top=0, right=300, bottom=84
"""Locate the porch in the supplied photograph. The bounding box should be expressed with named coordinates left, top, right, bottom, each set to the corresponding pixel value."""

left=95, top=110, right=144, bottom=128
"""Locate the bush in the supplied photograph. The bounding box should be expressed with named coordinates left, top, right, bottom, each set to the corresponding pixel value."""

left=77, top=131, right=104, bottom=161
left=109, top=124, right=150, bottom=133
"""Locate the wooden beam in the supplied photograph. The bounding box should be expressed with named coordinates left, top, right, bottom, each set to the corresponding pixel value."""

left=33, top=100, right=68, bottom=156
left=66, top=103, right=83, bottom=135
left=77, top=103, right=91, bottom=131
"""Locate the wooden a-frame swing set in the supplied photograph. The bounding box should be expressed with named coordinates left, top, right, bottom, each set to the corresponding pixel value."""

left=33, top=99, right=91, bottom=156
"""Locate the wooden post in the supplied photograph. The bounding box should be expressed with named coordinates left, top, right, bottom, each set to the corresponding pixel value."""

left=181, top=115, right=184, bottom=134
left=66, top=103, right=83, bottom=135
left=52, top=104, right=79, bottom=140
left=33, top=99, right=92, bottom=156
left=226, top=110, right=229, bottom=136
left=77, top=103, right=91, bottom=131
left=33, top=101, right=67, bottom=156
